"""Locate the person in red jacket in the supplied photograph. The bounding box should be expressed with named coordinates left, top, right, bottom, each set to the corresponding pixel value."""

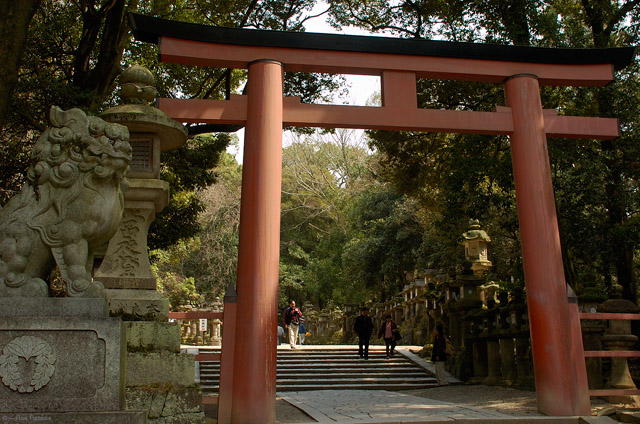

left=378, top=314, right=399, bottom=359
left=283, top=300, right=303, bottom=349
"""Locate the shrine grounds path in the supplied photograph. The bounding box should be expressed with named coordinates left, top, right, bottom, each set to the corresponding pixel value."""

left=203, top=345, right=633, bottom=423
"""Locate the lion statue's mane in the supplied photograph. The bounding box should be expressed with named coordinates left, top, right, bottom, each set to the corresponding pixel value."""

left=0, top=106, right=131, bottom=297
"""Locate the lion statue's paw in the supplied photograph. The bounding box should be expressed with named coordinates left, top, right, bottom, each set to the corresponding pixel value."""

left=0, top=276, right=48, bottom=297
left=82, top=280, right=105, bottom=299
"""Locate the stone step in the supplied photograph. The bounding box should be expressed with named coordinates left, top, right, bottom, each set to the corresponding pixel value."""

left=201, top=370, right=431, bottom=380
left=202, top=375, right=435, bottom=384
left=196, top=346, right=436, bottom=392
left=201, top=382, right=438, bottom=392
left=201, top=368, right=424, bottom=376
left=201, top=359, right=413, bottom=367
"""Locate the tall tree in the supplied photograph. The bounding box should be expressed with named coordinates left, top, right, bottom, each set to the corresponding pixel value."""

left=0, top=0, right=41, bottom=129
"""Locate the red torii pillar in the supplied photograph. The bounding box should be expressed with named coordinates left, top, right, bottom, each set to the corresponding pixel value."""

left=126, top=13, right=636, bottom=421
left=231, top=59, right=283, bottom=423
left=505, top=74, right=590, bottom=415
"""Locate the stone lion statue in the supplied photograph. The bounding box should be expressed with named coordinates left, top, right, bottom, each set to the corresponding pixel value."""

left=0, top=106, right=131, bottom=297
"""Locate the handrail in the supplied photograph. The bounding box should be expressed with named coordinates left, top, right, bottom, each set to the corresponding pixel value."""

left=169, top=311, right=224, bottom=320
left=579, top=312, right=640, bottom=320
left=578, top=311, right=640, bottom=398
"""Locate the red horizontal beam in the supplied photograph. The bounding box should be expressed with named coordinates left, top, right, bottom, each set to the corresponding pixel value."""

left=589, top=389, right=640, bottom=397
left=202, top=396, right=219, bottom=405
left=545, top=115, right=620, bottom=140
left=195, top=352, right=222, bottom=362
left=584, top=351, right=640, bottom=358
left=159, top=97, right=620, bottom=139
left=283, top=98, right=513, bottom=134
left=168, top=311, right=224, bottom=320
left=580, top=313, right=640, bottom=320
left=159, top=36, right=615, bottom=86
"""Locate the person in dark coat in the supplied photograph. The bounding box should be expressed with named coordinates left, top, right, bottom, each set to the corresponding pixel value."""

left=377, top=314, right=399, bottom=359
left=431, top=323, right=449, bottom=385
left=284, top=300, right=303, bottom=348
left=353, top=307, right=374, bottom=359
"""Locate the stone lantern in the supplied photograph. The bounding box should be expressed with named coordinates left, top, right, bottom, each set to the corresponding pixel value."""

left=93, top=65, right=205, bottom=423
left=461, top=219, right=492, bottom=276
left=598, top=285, right=640, bottom=405
left=95, top=65, right=187, bottom=291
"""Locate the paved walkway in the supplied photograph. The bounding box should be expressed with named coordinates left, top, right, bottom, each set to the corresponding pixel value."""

left=278, top=390, right=615, bottom=424
left=275, top=347, right=613, bottom=424
left=280, top=389, right=511, bottom=423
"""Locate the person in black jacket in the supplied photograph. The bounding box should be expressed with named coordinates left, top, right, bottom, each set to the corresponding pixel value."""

left=431, top=323, right=449, bottom=385
left=353, top=307, right=374, bottom=359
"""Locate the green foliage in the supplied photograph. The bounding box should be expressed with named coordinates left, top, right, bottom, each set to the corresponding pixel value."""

left=151, top=151, right=243, bottom=303
left=279, top=130, right=427, bottom=308
left=149, top=133, right=231, bottom=249
left=151, top=244, right=203, bottom=310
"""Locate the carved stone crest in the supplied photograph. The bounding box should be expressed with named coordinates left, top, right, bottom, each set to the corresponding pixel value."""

left=0, top=336, right=56, bottom=393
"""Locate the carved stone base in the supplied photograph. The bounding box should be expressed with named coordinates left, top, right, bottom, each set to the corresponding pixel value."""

left=127, top=386, right=205, bottom=424
left=104, top=289, right=169, bottom=322
left=120, top=307, right=205, bottom=423
left=0, top=298, right=142, bottom=421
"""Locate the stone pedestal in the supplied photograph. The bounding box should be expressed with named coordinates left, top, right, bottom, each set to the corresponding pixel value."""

left=104, top=290, right=205, bottom=423
left=515, top=336, right=534, bottom=388
left=212, top=319, right=222, bottom=346
left=581, top=317, right=605, bottom=390
left=485, top=339, right=501, bottom=385
left=471, top=338, right=488, bottom=380
left=95, top=179, right=169, bottom=290
left=499, top=337, right=517, bottom=384
left=0, top=298, right=146, bottom=423
left=599, top=298, right=640, bottom=405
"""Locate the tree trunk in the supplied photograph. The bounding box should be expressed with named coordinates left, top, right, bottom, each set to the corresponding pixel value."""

left=0, top=0, right=41, bottom=129
left=72, top=0, right=138, bottom=108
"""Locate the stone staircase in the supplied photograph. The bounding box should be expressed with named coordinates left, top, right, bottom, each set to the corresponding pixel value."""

left=196, top=346, right=438, bottom=396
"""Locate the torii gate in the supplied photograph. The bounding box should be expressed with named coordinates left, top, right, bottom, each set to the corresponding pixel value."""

left=129, top=13, right=636, bottom=423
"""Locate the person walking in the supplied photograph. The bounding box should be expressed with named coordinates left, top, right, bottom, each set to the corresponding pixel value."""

left=432, top=323, right=449, bottom=385
left=284, top=300, right=303, bottom=349
left=353, top=307, right=374, bottom=359
left=277, top=324, right=285, bottom=345
left=378, top=314, right=399, bottom=359
left=298, top=320, right=307, bottom=345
